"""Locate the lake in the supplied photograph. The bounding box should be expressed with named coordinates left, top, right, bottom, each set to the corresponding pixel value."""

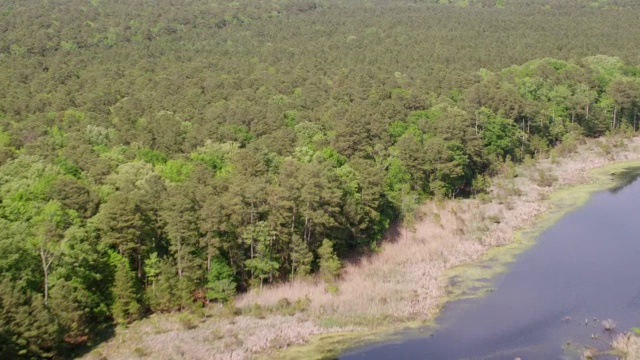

left=341, top=169, right=640, bottom=359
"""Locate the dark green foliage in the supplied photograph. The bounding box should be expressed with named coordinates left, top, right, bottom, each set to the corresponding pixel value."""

left=290, top=234, right=313, bottom=278
left=96, top=192, right=146, bottom=257
left=49, top=280, right=94, bottom=342
left=1, top=0, right=640, bottom=356
left=110, top=252, right=142, bottom=325
left=146, top=257, right=179, bottom=312
left=0, top=278, right=61, bottom=358
left=318, top=239, right=342, bottom=282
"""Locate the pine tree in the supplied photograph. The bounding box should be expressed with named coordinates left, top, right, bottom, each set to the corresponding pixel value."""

left=0, top=278, right=24, bottom=358
left=19, top=294, right=61, bottom=358
left=290, top=234, right=312, bottom=279
left=49, top=279, right=91, bottom=343
left=110, top=253, right=141, bottom=325
left=206, top=257, right=236, bottom=303
left=147, top=258, right=178, bottom=312
left=161, top=185, right=201, bottom=283
left=318, top=239, right=341, bottom=282
left=97, top=192, right=148, bottom=278
left=144, top=252, right=161, bottom=289
left=243, top=221, right=279, bottom=288
left=0, top=279, right=61, bottom=358
left=161, top=185, right=202, bottom=310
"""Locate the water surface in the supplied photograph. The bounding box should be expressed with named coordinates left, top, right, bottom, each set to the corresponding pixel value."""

left=342, top=173, right=640, bottom=359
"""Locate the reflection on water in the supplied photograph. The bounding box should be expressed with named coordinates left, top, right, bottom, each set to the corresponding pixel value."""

left=609, top=166, right=640, bottom=194
left=342, top=171, right=640, bottom=360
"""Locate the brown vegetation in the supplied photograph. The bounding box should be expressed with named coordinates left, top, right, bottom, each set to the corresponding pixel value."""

left=84, top=136, right=640, bottom=360
left=612, top=332, right=640, bottom=359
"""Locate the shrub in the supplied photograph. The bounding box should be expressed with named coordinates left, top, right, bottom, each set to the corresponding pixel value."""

left=206, top=257, right=237, bottom=303
left=534, top=168, right=558, bottom=187
left=318, top=239, right=342, bottom=282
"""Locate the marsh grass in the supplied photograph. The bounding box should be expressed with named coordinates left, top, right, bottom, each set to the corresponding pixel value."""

left=612, top=333, right=640, bottom=359
left=83, top=136, right=640, bottom=360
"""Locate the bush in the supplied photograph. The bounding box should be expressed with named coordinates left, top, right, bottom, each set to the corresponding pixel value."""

left=534, top=168, right=558, bottom=187
left=555, top=131, right=585, bottom=156
left=318, top=239, right=342, bottom=282
left=178, top=313, right=198, bottom=330
left=206, top=257, right=237, bottom=303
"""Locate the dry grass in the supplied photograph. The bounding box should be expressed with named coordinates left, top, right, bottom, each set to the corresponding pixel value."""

left=612, top=333, right=640, bottom=359
left=83, top=310, right=357, bottom=360
left=241, top=137, right=640, bottom=323
left=84, top=136, right=640, bottom=360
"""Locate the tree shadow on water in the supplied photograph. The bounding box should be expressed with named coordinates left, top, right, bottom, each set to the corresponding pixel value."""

left=608, top=166, right=640, bottom=194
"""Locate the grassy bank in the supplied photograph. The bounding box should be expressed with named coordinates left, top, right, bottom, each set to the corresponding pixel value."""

left=82, top=136, right=640, bottom=360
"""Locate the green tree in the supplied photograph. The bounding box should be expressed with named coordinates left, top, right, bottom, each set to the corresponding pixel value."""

left=206, top=257, right=236, bottom=303
left=479, top=109, right=525, bottom=162
left=161, top=184, right=201, bottom=309
left=96, top=192, right=148, bottom=277
left=0, top=279, right=61, bottom=358
left=147, top=257, right=178, bottom=312
left=290, top=234, right=313, bottom=278
left=29, top=201, right=75, bottom=304
left=110, top=252, right=142, bottom=325
left=318, top=239, right=341, bottom=282
left=49, top=224, right=111, bottom=342
left=243, top=221, right=279, bottom=288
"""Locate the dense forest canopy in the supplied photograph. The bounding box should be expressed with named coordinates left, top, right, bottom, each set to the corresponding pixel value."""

left=2, top=0, right=640, bottom=357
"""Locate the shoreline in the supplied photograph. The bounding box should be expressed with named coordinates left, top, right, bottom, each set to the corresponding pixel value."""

left=267, top=136, right=640, bottom=360
left=82, top=136, right=640, bottom=360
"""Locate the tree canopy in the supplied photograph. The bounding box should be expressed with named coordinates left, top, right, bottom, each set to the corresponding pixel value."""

left=2, top=0, right=640, bottom=357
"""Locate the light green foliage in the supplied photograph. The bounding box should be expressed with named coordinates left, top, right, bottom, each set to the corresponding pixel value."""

left=157, top=159, right=194, bottom=183
left=1, top=0, right=640, bottom=354
left=0, top=156, right=64, bottom=221
left=190, top=141, right=238, bottom=175
left=0, top=129, right=11, bottom=148
left=243, top=221, right=279, bottom=288
left=583, top=55, right=624, bottom=88
left=471, top=174, right=491, bottom=195
left=388, top=121, right=409, bottom=139
left=400, top=191, right=419, bottom=227
left=294, top=145, right=315, bottom=163
left=136, top=148, right=168, bottom=165
left=479, top=108, right=525, bottom=162
left=284, top=110, right=299, bottom=128
left=219, top=124, right=254, bottom=145
left=318, top=239, right=341, bottom=282
left=384, top=157, right=412, bottom=204
left=294, top=122, right=327, bottom=149
left=319, top=147, right=346, bottom=167
left=206, top=257, right=237, bottom=303
left=98, top=145, right=131, bottom=165
left=144, top=252, right=161, bottom=287
left=49, top=126, right=67, bottom=149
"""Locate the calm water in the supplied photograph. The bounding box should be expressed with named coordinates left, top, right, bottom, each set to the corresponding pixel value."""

left=342, top=174, right=640, bottom=360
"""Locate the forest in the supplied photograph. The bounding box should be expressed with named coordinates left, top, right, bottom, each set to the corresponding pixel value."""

left=2, top=0, right=640, bottom=357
